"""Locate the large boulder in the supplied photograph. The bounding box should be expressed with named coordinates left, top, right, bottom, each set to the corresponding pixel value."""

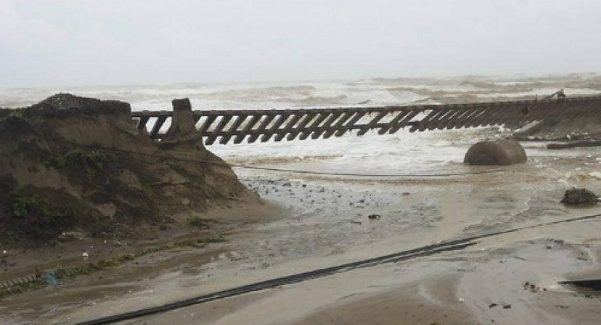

left=464, top=140, right=527, bottom=165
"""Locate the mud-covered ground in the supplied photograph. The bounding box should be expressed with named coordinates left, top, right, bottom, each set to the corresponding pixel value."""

left=2, top=133, right=601, bottom=324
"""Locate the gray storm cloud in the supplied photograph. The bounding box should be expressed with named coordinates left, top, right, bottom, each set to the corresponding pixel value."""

left=1, top=0, right=601, bottom=88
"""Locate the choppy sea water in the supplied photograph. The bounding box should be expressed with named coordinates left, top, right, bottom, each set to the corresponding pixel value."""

left=1, top=75, right=600, bottom=175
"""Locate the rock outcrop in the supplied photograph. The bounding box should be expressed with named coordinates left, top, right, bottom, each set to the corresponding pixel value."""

left=0, top=94, right=256, bottom=246
left=464, top=140, right=527, bottom=165
left=561, top=188, right=598, bottom=205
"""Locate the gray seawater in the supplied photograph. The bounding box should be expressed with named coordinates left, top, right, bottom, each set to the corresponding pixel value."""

left=1, top=75, right=599, bottom=174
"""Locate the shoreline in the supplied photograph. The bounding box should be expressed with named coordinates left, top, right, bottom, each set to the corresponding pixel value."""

left=3, top=142, right=601, bottom=323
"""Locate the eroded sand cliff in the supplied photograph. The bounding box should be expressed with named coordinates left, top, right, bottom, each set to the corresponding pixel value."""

left=0, top=94, right=257, bottom=246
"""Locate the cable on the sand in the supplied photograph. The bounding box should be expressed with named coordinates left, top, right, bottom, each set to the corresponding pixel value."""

left=230, top=163, right=506, bottom=177
left=76, top=212, right=601, bottom=325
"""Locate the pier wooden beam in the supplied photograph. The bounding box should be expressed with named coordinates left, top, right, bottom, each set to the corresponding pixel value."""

left=129, top=95, right=601, bottom=144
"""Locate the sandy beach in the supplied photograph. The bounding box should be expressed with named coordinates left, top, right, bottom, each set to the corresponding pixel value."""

left=2, top=129, right=601, bottom=324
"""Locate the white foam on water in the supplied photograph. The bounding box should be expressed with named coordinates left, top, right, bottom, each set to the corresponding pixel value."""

left=210, top=127, right=507, bottom=176
left=1, top=76, right=599, bottom=175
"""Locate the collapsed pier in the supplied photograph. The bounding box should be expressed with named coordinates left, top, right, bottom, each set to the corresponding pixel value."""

left=133, top=93, right=601, bottom=144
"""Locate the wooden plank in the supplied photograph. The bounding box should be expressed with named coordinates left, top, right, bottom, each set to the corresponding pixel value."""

left=248, top=114, right=276, bottom=143
left=323, top=112, right=354, bottom=138
left=287, top=113, right=318, bottom=140
left=261, top=114, right=290, bottom=142
left=149, top=116, right=167, bottom=139
left=275, top=113, right=304, bottom=141
left=234, top=114, right=262, bottom=144
left=198, top=115, right=217, bottom=134
left=357, top=111, right=388, bottom=136
left=447, top=107, right=479, bottom=129
left=136, top=116, right=149, bottom=130
left=432, top=107, right=462, bottom=130
left=311, top=112, right=344, bottom=139
left=220, top=115, right=247, bottom=144
left=388, top=110, right=420, bottom=134
left=378, top=110, right=410, bottom=134
left=300, top=112, right=329, bottom=140
left=449, top=107, right=476, bottom=128
left=337, top=111, right=367, bottom=136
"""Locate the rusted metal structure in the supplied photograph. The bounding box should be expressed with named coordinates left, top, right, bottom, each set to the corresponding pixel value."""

left=132, top=94, right=601, bottom=145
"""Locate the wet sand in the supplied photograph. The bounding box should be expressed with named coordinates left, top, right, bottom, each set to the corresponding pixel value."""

left=117, top=222, right=601, bottom=325
left=2, top=138, right=601, bottom=324
left=0, top=199, right=279, bottom=282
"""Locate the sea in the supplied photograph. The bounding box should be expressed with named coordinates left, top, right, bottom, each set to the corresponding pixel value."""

left=1, top=75, right=600, bottom=176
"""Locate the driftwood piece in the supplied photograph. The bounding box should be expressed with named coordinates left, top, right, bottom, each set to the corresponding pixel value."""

left=547, top=140, right=601, bottom=150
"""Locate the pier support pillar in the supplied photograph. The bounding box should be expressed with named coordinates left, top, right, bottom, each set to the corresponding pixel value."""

left=162, top=98, right=204, bottom=148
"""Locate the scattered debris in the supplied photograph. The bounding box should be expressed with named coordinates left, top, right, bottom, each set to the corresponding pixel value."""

left=561, top=188, right=599, bottom=205
left=45, top=274, right=58, bottom=286
left=590, top=172, right=601, bottom=179
left=523, top=281, right=542, bottom=292
left=186, top=216, right=210, bottom=228
left=559, top=278, right=601, bottom=291
left=58, top=231, right=85, bottom=242
left=547, top=140, right=601, bottom=150
left=368, top=214, right=381, bottom=220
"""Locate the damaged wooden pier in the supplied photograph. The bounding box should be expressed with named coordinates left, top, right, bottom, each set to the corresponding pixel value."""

left=132, top=94, right=601, bottom=145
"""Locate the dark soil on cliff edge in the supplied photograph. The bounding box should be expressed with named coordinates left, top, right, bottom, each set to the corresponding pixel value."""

left=0, top=93, right=260, bottom=248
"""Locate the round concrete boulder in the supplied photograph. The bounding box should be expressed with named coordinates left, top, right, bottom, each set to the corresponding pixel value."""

left=464, top=140, right=527, bottom=165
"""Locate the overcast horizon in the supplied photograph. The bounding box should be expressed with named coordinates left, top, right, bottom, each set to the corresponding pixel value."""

left=2, top=0, right=601, bottom=88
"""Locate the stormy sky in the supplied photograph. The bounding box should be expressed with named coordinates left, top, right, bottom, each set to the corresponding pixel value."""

left=1, top=0, right=601, bottom=88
